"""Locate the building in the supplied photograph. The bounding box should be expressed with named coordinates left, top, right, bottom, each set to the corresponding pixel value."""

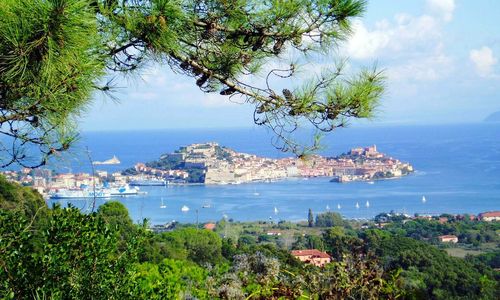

left=438, top=235, right=458, bottom=243
left=266, top=231, right=282, bottom=236
left=291, top=249, right=331, bottom=267
left=349, top=147, right=364, bottom=156
left=478, top=211, right=500, bottom=222
left=203, top=223, right=216, bottom=231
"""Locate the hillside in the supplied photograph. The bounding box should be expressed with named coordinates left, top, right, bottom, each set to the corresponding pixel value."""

left=484, top=111, right=500, bottom=122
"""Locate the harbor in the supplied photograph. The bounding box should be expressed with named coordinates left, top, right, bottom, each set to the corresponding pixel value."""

left=48, top=176, right=500, bottom=225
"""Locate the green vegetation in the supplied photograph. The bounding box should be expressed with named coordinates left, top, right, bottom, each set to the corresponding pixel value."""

left=315, top=211, right=345, bottom=227
left=0, top=1, right=497, bottom=298
left=308, top=208, right=314, bottom=227
left=0, top=178, right=498, bottom=299
left=377, top=213, right=500, bottom=248
left=0, top=0, right=385, bottom=167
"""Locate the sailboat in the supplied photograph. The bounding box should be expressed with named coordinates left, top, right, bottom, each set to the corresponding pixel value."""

left=355, top=202, right=360, bottom=209
left=253, top=188, right=260, bottom=196
left=160, top=197, right=166, bottom=209
left=181, top=205, right=190, bottom=212
left=274, top=207, right=278, bottom=215
left=337, top=204, right=341, bottom=210
left=326, top=204, right=330, bottom=211
left=422, top=196, right=427, bottom=203
left=365, top=200, right=370, bottom=208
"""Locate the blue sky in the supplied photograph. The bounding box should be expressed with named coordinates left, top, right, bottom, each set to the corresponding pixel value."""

left=82, top=0, right=500, bottom=131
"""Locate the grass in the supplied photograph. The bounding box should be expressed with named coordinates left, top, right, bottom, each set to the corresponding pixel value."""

left=445, top=247, right=484, bottom=258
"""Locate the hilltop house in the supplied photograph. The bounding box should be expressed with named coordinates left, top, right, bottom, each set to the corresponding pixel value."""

left=438, top=235, right=459, bottom=243
left=203, top=223, right=216, bottom=231
left=291, top=249, right=331, bottom=267
left=478, top=211, right=500, bottom=222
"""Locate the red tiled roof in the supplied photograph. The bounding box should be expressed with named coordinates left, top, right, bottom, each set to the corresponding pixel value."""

left=480, top=211, right=500, bottom=218
left=291, top=249, right=331, bottom=259
left=438, top=235, right=457, bottom=239
left=203, top=223, right=216, bottom=230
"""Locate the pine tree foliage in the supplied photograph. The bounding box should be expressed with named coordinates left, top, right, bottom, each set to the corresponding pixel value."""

left=0, top=0, right=384, bottom=167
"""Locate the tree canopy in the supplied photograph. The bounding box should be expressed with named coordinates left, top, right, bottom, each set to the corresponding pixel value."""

left=0, top=0, right=384, bottom=167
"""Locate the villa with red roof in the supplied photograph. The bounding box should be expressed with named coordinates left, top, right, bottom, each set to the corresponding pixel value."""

left=291, top=249, right=331, bottom=267
left=438, top=235, right=458, bottom=243
left=478, top=211, right=500, bottom=222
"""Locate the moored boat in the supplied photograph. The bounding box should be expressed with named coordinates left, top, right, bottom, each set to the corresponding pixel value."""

left=107, top=185, right=140, bottom=196
left=50, top=189, right=111, bottom=199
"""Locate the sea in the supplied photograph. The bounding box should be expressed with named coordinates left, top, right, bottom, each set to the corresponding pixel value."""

left=44, top=123, right=500, bottom=224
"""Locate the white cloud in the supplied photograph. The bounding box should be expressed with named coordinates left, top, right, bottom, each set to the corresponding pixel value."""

left=341, top=1, right=459, bottom=83
left=469, top=46, right=498, bottom=77
left=345, top=14, right=440, bottom=60
left=388, top=54, right=453, bottom=81
left=426, top=0, right=455, bottom=22
left=345, top=20, right=390, bottom=59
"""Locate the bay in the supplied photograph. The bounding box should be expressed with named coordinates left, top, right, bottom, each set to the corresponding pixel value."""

left=47, top=123, right=500, bottom=223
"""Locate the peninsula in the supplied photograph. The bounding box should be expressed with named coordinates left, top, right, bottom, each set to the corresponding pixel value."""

left=0, top=143, right=413, bottom=196
left=121, top=143, right=413, bottom=185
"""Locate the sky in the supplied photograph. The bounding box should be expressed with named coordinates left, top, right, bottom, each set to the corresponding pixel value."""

left=81, top=0, right=500, bottom=131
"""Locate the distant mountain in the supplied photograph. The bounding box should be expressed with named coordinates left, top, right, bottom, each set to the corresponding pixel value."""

left=484, top=111, right=500, bottom=123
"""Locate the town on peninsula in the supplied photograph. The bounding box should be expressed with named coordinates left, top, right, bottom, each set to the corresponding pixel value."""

left=123, top=143, right=414, bottom=185
left=1, top=143, right=414, bottom=197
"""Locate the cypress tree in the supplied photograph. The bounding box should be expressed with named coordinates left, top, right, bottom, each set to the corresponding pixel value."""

left=308, top=208, right=314, bottom=228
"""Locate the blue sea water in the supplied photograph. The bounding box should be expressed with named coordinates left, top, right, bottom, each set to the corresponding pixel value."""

left=47, top=123, right=500, bottom=224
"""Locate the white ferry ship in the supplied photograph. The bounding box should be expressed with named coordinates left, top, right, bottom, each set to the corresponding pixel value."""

left=50, top=189, right=111, bottom=199
left=93, top=155, right=120, bottom=165
left=107, top=185, right=140, bottom=196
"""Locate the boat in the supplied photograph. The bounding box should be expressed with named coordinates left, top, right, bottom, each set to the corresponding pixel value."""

left=160, top=197, right=166, bottom=209
left=181, top=205, right=190, bottom=212
left=93, top=155, right=120, bottom=165
left=365, top=200, right=370, bottom=208
left=367, top=181, right=375, bottom=185
left=129, top=179, right=166, bottom=186
left=422, top=196, right=426, bottom=203
left=107, top=185, right=139, bottom=196
left=50, top=189, right=111, bottom=199
left=355, top=202, right=360, bottom=209
left=202, top=201, right=211, bottom=208
left=326, top=205, right=330, bottom=211
left=337, top=204, right=341, bottom=210
left=274, top=207, right=278, bottom=215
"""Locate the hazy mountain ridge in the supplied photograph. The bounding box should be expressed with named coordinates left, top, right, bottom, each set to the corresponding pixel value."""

left=484, top=111, right=500, bottom=122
